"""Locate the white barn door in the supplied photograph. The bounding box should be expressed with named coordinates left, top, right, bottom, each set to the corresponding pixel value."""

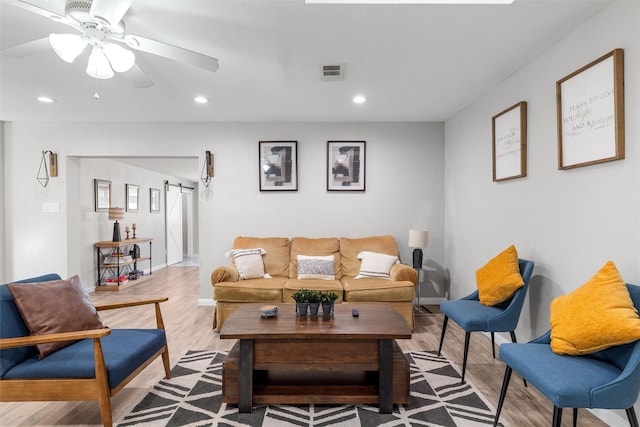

left=165, top=185, right=183, bottom=266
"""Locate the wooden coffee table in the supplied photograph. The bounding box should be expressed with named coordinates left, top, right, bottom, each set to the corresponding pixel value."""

left=220, top=303, right=412, bottom=413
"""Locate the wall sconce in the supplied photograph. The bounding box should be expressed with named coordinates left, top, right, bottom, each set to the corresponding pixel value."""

left=201, top=150, right=214, bottom=187
left=37, top=150, right=58, bottom=188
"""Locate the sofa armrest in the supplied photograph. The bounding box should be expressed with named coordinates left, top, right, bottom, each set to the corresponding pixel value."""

left=390, top=264, right=418, bottom=284
left=211, top=265, right=239, bottom=284
left=0, top=328, right=111, bottom=350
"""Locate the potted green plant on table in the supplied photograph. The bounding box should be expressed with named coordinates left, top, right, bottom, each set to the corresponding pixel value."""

left=292, top=288, right=310, bottom=316
left=321, top=291, right=339, bottom=316
left=308, top=290, right=322, bottom=316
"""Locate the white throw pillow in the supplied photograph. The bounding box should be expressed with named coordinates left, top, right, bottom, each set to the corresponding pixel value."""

left=225, top=248, right=270, bottom=280
left=355, top=251, right=398, bottom=279
left=297, top=255, right=335, bottom=280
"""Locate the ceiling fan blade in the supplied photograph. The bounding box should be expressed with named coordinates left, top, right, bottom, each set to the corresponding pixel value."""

left=5, top=0, right=78, bottom=29
left=124, top=63, right=155, bottom=88
left=2, top=37, right=51, bottom=57
left=90, top=0, right=133, bottom=27
left=127, top=35, right=219, bottom=73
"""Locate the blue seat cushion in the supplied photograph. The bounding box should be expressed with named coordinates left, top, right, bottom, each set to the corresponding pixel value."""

left=440, top=299, right=506, bottom=332
left=499, top=342, right=622, bottom=408
left=3, top=329, right=166, bottom=389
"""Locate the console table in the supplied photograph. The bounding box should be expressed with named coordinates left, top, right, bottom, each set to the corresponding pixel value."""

left=94, top=238, right=152, bottom=291
left=220, top=303, right=411, bottom=413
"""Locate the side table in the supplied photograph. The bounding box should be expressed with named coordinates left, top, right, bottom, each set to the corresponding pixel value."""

left=414, top=265, right=436, bottom=315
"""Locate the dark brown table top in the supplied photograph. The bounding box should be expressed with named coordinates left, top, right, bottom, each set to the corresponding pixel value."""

left=219, top=303, right=412, bottom=340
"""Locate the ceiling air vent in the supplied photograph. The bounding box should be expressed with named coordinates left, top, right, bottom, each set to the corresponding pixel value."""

left=321, top=64, right=344, bottom=81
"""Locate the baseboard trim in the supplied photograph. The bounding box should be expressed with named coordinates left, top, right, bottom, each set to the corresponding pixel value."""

left=199, top=298, right=216, bottom=307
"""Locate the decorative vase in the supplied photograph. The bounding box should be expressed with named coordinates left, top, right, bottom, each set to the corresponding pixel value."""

left=309, top=302, right=320, bottom=316
left=296, top=302, right=309, bottom=316
left=322, top=303, right=334, bottom=316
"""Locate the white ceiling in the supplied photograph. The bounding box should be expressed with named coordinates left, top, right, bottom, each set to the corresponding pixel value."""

left=1, top=0, right=613, bottom=124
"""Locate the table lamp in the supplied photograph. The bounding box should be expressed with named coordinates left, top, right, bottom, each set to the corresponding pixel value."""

left=108, top=207, right=125, bottom=242
left=408, top=229, right=429, bottom=268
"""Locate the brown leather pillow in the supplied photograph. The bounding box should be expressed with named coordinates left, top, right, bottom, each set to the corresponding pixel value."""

left=7, top=275, right=104, bottom=359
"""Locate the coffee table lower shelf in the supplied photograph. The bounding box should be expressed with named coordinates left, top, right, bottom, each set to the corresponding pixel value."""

left=222, top=340, right=410, bottom=406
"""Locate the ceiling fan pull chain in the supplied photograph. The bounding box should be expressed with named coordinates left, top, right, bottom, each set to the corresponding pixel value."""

left=94, top=74, right=100, bottom=99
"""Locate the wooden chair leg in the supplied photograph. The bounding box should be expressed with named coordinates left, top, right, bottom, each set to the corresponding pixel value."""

left=628, top=407, right=639, bottom=427
left=552, top=406, right=563, bottom=427
left=212, top=306, right=218, bottom=330
left=573, top=408, right=578, bottom=427
left=437, top=315, right=449, bottom=356
left=161, top=347, right=171, bottom=379
left=491, top=332, right=495, bottom=358
left=93, top=339, right=113, bottom=427
left=493, top=366, right=512, bottom=427
left=461, top=332, right=471, bottom=384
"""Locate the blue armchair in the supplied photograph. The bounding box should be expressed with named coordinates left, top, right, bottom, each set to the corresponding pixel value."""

left=437, top=259, right=535, bottom=383
left=0, top=274, right=171, bottom=427
left=493, top=283, right=640, bottom=427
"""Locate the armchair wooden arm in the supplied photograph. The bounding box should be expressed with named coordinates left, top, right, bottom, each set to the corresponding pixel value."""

left=0, top=328, right=111, bottom=349
left=94, top=297, right=168, bottom=330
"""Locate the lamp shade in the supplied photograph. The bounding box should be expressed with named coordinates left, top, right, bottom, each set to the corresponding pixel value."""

left=108, top=207, right=125, bottom=221
left=86, top=46, right=114, bottom=79
left=49, top=33, right=87, bottom=63
left=103, top=42, right=135, bottom=73
left=408, top=229, right=429, bottom=249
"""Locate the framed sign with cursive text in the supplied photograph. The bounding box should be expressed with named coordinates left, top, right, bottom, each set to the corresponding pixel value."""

left=492, top=101, right=527, bottom=182
left=557, top=49, right=624, bottom=170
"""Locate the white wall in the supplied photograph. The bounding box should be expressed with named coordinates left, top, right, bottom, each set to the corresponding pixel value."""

left=2, top=121, right=445, bottom=300
left=0, top=121, right=5, bottom=283
left=444, top=2, right=639, bottom=424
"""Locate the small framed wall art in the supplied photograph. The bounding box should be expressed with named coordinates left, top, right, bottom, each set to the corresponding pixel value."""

left=259, top=141, right=298, bottom=191
left=327, top=141, right=366, bottom=191
left=492, top=101, right=527, bottom=182
left=557, top=48, right=624, bottom=170
left=126, top=184, right=139, bottom=212
left=94, top=179, right=111, bottom=212
left=150, top=188, right=161, bottom=212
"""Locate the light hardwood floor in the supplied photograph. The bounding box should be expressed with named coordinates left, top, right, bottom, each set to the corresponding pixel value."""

left=0, top=265, right=607, bottom=426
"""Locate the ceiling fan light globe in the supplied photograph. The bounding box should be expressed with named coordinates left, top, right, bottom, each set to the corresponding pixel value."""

left=49, top=33, right=87, bottom=63
left=103, top=42, right=135, bottom=72
left=86, top=46, right=114, bottom=79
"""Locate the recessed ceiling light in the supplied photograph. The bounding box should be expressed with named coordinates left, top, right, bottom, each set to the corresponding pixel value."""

left=353, top=95, right=367, bottom=104
left=194, top=96, right=208, bottom=104
left=37, top=96, right=56, bottom=103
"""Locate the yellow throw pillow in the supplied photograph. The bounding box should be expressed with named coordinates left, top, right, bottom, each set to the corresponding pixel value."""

left=550, top=261, right=640, bottom=356
left=476, top=245, right=524, bottom=306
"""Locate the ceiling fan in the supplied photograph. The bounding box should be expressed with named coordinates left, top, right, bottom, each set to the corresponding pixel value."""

left=2, top=0, right=220, bottom=88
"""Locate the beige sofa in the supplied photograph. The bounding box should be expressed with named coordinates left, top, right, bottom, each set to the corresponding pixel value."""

left=211, top=235, right=418, bottom=331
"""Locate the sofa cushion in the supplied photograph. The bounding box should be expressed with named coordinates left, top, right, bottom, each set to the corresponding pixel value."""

left=3, top=328, right=166, bottom=389
left=283, top=279, right=344, bottom=303
left=289, top=237, right=341, bottom=279
left=214, top=277, right=286, bottom=302
left=0, top=274, right=62, bottom=377
left=550, top=261, right=640, bottom=356
left=226, top=248, right=269, bottom=279
left=233, top=237, right=290, bottom=277
left=297, top=255, right=335, bottom=280
left=476, top=245, right=524, bottom=306
left=7, top=276, right=104, bottom=359
left=342, top=277, right=415, bottom=302
left=340, top=235, right=399, bottom=277
left=355, top=251, right=398, bottom=279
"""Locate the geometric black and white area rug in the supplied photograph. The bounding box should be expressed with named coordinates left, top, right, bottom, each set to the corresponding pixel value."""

left=116, top=350, right=507, bottom=427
